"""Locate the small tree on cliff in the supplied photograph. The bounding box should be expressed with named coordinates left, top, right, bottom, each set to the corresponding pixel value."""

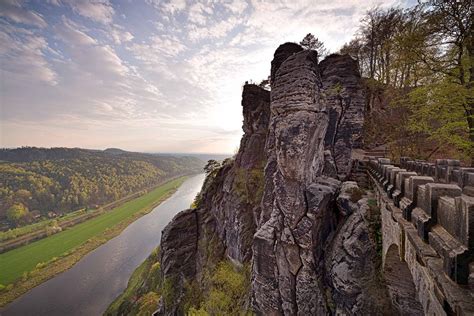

left=300, top=33, right=328, bottom=57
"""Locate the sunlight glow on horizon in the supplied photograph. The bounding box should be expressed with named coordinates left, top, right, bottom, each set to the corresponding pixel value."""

left=0, top=0, right=416, bottom=154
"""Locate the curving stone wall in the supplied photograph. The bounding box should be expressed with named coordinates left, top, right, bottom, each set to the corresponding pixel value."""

left=368, top=157, right=474, bottom=315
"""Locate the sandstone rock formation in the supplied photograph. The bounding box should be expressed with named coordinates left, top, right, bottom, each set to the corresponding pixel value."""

left=155, top=43, right=394, bottom=315
left=157, top=84, right=270, bottom=314
left=252, top=47, right=371, bottom=315
left=320, top=54, right=365, bottom=178
left=326, top=182, right=394, bottom=315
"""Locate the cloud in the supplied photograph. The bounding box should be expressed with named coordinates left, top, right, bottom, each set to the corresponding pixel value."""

left=147, top=0, right=187, bottom=15
left=188, top=16, right=240, bottom=41
left=1, top=0, right=413, bottom=153
left=55, top=17, right=128, bottom=77
left=0, top=0, right=47, bottom=28
left=129, top=34, right=186, bottom=60
left=224, top=0, right=248, bottom=15
left=64, top=0, right=115, bottom=24
left=109, top=26, right=134, bottom=44
left=188, top=2, right=210, bottom=25
left=0, top=26, right=57, bottom=85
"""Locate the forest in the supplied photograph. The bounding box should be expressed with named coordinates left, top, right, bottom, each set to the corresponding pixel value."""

left=337, top=0, right=472, bottom=162
left=0, top=147, right=203, bottom=227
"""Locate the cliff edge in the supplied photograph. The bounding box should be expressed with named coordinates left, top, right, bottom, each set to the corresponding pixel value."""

left=155, top=43, right=392, bottom=315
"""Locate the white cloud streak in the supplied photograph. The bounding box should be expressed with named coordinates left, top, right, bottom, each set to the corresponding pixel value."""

left=1, top=0, right=413, bottom=153
left=0, top=0, right=47, bottom=28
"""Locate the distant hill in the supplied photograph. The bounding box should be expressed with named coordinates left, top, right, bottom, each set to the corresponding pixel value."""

left=0, top=147, right=204, bottom=226
left=158, top=153, right=231, bottom=162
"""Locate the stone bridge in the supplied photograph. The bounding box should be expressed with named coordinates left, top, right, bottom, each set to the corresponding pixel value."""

left=366, top=157, right=474, bottom=315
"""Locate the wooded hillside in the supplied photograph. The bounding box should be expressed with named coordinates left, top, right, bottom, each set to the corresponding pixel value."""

left=339, top=0, right=472, bottom=162
left=0, top=147, right=203, bottom=227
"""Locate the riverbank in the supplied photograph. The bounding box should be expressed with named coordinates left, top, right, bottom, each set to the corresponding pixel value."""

left=0, top=176, right=189, bottom=307
left=0, top=174, right=191, bottom=253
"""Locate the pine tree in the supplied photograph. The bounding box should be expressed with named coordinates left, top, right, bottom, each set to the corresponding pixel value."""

left=300, top=33, right=328, bottom=57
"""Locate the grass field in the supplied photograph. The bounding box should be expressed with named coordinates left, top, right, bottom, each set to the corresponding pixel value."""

left=0, top=176, right=187, bottom=286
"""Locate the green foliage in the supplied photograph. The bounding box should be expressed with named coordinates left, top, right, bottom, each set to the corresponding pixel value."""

left=45, top=220, right=62, bottom=236
left=182, top=280, right=204, bottom=313
left=233, top=164, right=265, bottom=204
left=407, top=80, right=473, bottom=159
left=341, top=2, right=473, bottom=162
left=300, top=33, right=328, bottom=57
left=192, top=160, right=225, bottom=209
left=0, top=178, right=185, bottom=286
left=0, top=207, right=88, bottom=242
left=203, top=160, right=221, bottom=175
left=188, top=307, right=210, bottom=315
left=162, top=276, right=178, bottom=308
left=35, top=262, right=46, bottom=269
left=189, top=261, right=252, bottom=315
left=106, top=247, right=162, bottom=316
left=137, top=291, right=160, bottom=316
left=367, top=198, right=377, bottom=207
left=0, top=148, right=203, bottom=227
left=6, top=203, right=29, bottom=225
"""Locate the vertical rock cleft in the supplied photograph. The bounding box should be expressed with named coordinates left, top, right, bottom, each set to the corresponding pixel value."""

left=253, top=48, right=341, bottom=315
left=320, top=54, right=365, bottom=179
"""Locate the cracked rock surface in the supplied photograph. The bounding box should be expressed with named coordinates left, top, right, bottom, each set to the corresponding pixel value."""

left=156, top=43, right=394, bottom=315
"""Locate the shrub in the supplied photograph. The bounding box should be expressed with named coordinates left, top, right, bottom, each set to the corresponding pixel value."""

left=36, top=262, right=46, bottom=269
left=0, top=284, right=5, bottom=292
left=162, top=277, right=177, bottom=308
left=22, top=271, right=30, bottom=281
left=150, top=262, right=160, bottom=274
left=367, top=198, right=377, bottom=207
left=137, top=291, right=160, bottom=316
left=233, top=164, right=265, bottom=204
left=188, top=307, right=209, bottom=315
left=199, top=261, right=251, bottom=315
left=349, top=187, right=365, bottom=203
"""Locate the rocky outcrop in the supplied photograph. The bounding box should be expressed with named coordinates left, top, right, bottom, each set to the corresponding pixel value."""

left=270, top=42, right=304, bottom=84
left=253, top=49, right=337, bottom=315
left=156, top=43, right=390, bottom=315
left=157, top=84, right=270, bottom=314
left=320, top=54, right=365, bottom=179
left=213, top=84, right=270, bottom=263
left=326, top=182, right=394, bottom=315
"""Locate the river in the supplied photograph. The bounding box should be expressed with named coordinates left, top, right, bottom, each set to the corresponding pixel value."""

left=1, top=173, right=206, bottom=316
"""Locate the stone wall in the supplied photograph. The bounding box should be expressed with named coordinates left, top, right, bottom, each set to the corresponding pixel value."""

left=367, top=157, right=474, bottom=315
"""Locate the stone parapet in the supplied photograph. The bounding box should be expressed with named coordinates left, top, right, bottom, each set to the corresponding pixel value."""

left=367, top=157, right=473, bottom=287
left=399, top=157, right=474, bottom=196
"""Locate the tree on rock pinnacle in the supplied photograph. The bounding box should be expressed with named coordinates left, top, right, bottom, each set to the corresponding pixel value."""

left=300, top=33, right=328, bottom=57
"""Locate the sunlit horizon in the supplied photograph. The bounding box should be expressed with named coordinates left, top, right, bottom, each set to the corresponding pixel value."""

left=1, top=0, right=415, bottom=154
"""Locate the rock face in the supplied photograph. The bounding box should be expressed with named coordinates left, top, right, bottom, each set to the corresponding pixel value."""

left=320, top=54, right=365, bottom=178
left=270, top=42, right=304, bottom=84
left=156, top=43, right=391, bottom=315
left=326, top=182, right=394, bottom=315
left=253, top=49, right=337, bottom=315
left=158, top=84, right=270, bottom=314
left=252, top=47, right=371, bottom=315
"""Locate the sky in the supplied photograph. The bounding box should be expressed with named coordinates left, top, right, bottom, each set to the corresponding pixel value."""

left=0, top=0, right=415, bottom=154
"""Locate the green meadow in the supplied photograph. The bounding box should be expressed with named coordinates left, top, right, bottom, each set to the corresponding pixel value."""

left=0, top=177, right=187, bottom=286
